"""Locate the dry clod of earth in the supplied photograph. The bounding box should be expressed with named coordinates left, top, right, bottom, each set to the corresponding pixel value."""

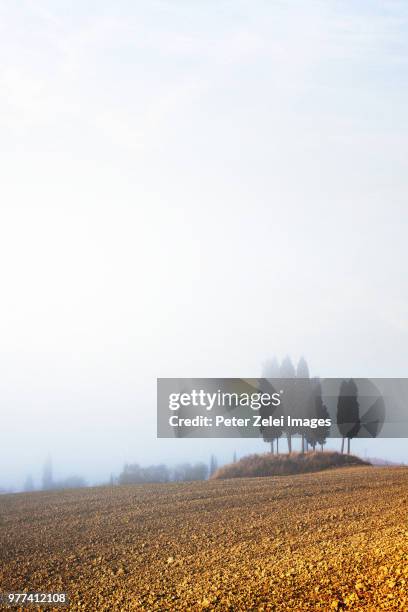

left=0, top=466, right=407, bottom=610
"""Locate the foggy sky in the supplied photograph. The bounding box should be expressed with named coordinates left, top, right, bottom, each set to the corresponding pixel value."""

left=1, top=1, right=408, bottom=489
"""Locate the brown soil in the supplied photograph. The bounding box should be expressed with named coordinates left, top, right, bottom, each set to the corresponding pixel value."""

left=1, top=466, right=407, bottom=610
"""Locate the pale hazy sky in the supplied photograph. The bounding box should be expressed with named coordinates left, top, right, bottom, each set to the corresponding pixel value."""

left=1, top=1, right=408, bottom=488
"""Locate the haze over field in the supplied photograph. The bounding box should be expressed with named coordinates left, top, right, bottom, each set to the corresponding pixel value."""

left=1, top=1, right=408, bottom=488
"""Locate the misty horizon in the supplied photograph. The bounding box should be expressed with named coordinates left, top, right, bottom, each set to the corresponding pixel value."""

left=1, top=1, right=408, bottom=490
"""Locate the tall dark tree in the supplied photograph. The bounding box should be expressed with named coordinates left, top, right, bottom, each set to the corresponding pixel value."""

left=258, top=378, right=283, bottom=454
left=42, top=456, right=53, bottom=490
left=337, top=379, right=360, bottom=454
left=296, top=357, right=310, bottom=379
left=262, top=357, right=280, bottom=378
left=306, top=380, right=330, bottom=451
left=279, top=356, right=296, bottom=453
left=24, top=475, right=35, bottom=492
left=295, top=357, right=311, bottom=452
left=209, top=454, right=218, bottom=477
left=280, top=356, right=296, bottom=378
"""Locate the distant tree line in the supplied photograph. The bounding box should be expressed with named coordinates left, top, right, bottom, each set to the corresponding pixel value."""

left=23, top=457, right=87, bottom=492
left=21, top=454, right=226, bottom=493
left=118, top=461, right=209, bottom=484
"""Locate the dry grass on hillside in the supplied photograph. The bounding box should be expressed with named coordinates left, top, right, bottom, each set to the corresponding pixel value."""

left=211, top=451, right=369, bottom=480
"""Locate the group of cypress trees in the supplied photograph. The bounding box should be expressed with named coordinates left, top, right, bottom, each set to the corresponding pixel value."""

left=260, top=357, right=360, bottom=455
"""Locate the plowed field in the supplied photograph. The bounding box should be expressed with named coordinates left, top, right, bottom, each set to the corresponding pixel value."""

left=1, top=467, right=407, bottom=610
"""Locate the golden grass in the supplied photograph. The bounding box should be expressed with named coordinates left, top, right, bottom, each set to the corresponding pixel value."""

left=211, top=451, right=369, bottom=480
